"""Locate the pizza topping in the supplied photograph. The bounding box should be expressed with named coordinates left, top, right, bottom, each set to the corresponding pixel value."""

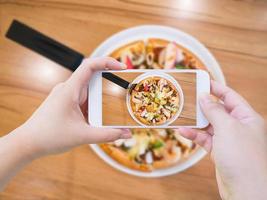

left=164, top=42, right=177, bottom=69
left=152, top=148, right=164, bottom=160
left=139, top=64, right=146, bottom=69
left=131, top=53, right=145, bottom=66
left=145, top=151, right=153, bottom=164
left=124, top=138, right=137, bottom=147
left=176, top=48, right=184, bottom=63
left=152, top=62, right=161, bottom=69
left=139, top=143, right=147, bottom=155
left=121, top=49, right=145, bottom=68
left=158, top=129, right=167, bottom=138
left=128, top=146, right=139, bottom=158
left=174, top=131, right=193, bottom=149
left=175, top=64, right=185, bottom=69
left=110, top=129, right=196, bottom=167
left=146, top=52, right=154, bottom=66
left=131, top=77, right=180, bottom=125
left=126, top=133, right=150, bottom=159
left=117, top=40, right=201, bottom=70
left=158, top=48, right=166, bottom=67
left=171, top=146, right=182, bottom=161
left=114, top=139, right=125, bottom=147
left=126, top=56, right=134, bottom=69
left=151, top=140, right=164, bottom=149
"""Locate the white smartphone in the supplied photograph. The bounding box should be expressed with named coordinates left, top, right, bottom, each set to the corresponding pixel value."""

left=88, top=69, right=210, bottom=128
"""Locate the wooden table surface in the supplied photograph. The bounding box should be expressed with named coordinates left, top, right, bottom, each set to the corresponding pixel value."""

left=0, top=0, right=267, bottom=199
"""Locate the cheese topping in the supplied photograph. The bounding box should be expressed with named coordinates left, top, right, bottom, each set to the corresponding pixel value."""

left=112, top=129, right=195, bottom=165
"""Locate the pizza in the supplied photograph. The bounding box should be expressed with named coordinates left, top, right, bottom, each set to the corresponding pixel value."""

left=110, top=38, right=205, bottom=70
left=130, top=76, right=180, bottom=126
left=100, top=38, right=207, bottom=171
left=101, top=129, right=195, bottom=171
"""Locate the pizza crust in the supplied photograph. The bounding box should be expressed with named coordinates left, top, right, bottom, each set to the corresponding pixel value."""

left=100, top=144, right=152, bottom=171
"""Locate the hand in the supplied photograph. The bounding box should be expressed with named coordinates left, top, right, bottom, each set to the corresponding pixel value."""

left=18, top=57, right=132, bottom=158
left=179, top=80, right=267, bottom=200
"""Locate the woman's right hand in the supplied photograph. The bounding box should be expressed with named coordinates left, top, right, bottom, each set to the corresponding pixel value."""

left=179, top=80, right=267, bottom=200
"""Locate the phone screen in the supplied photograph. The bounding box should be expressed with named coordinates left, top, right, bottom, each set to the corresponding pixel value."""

left=102, top=71, right=197, bottom=127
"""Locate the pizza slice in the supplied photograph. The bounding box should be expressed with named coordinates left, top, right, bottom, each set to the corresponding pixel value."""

left=100, top=129, right=196, bottom=171
left=110, top=40, right=146, bottom=69
left=146, top=38, right=206, bottom=70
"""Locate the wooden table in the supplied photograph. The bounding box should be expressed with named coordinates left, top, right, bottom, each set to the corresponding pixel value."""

left=0, top=0, right=266, bottom=199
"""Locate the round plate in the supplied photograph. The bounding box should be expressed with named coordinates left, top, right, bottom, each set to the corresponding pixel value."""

left=126, top=71, right=184, bottom=127
left=89, top=25, right=226, bottom=177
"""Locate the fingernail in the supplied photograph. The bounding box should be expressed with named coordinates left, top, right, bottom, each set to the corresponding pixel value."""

left=120, top=132, right=132, bottom=139
left=120, top=129, right=132, bottom=139
left=178, top=127, right=189, bottom=132
left=120, top=62, right=127, bottom=69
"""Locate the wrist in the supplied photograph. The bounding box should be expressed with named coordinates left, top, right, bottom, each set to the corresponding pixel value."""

left=7, top=124, right=41, bottom=162
left=0, top=125, right=40, bottom=190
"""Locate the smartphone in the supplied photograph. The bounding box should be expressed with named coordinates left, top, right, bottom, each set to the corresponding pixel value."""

left=88, top=69, right=210, bottom=128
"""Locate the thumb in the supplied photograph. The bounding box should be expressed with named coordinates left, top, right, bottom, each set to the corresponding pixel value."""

left=82, top=127, right=132, bottom=144
left=199, top=94, right=232, bottom=129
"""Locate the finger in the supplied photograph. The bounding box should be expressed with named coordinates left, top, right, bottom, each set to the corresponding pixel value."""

left=80, top=98, right=88, bottom=119
left=179, top=127, right=212, bottom=152
left=206, top=125, right=214, bottom=135
left=68, top=57, right=126, bottom=89
left=82, top=127, right=132, bottom=144
left=199, top=93, right=233, bottom=128
left=211, top=80, right=254, bottom=114
left=201, top=124, right=214, bottom=135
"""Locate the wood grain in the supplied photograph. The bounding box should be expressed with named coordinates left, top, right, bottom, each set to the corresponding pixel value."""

left=103, top=72, right=196, bottom=126
left=0, top=0, right=267, bottom=199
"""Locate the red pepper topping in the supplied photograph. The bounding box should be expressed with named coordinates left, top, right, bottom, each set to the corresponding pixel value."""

left=144, top=84, right=149, bottom=92
left=126, top=56, right=134, bottom=69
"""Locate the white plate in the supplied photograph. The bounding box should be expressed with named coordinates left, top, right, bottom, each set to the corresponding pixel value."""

left=89, top=25, right=226, bottom=177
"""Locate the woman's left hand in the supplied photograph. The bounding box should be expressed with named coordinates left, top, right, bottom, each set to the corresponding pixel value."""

left=19, top=57, right=131, bottom=158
